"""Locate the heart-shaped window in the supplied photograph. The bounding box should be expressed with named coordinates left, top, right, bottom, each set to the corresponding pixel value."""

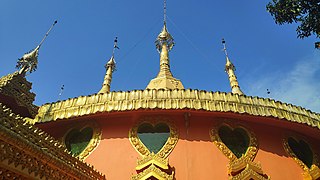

left=218, top=126, right=250, bottom=158
left=65, top=127, right=93, bottom=156
left=137, top=123, right=170, bottom=154
left=287, top=137, right=313, bottom=168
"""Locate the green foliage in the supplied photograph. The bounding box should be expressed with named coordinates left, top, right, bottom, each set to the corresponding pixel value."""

left=266, top=0, right=320, bottom=38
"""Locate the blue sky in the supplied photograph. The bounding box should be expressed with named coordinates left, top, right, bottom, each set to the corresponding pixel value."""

left=1, top=1, right=319, bottom=113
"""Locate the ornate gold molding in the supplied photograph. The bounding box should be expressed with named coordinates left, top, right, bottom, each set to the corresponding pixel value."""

left=129, top=117, right=178, bottom=180
left=0, top=103, right=105, bottom=179
left=62, top=121, right=101, bottom=160
left=283, top=135, right=320, bottom=180
left=230, top=165, right=268, bottom=180
left=0, top=71, right=38, bottom=117
left=131, top=164, right=174, bottom=180
left=33, top=90, right=320, bottom=130
left=210, top=123, right=258, bottom=162
left=210, top=122, right=269, bottom=180
left=129, top=117, right=178, bottom=160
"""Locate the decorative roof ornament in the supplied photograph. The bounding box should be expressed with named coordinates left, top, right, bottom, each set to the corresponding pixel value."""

left=105, top=37, right=118, bottom=72
left=155, top=0, right=174, bottom=52
left=146, top=0, right=184, bottom=90
left=98, top=37, right=118, bottom=94
left=16, top=20, right=57, bottom=75
left=222, top=38, right=244, bottom=95
left=155, top=24, right=175, bottom=52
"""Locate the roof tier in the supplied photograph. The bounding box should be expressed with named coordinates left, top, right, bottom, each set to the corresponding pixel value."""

left=32, top=89, right=320, bottom=130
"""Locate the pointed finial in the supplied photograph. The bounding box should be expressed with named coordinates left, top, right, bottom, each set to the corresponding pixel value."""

left=99, top=37, right=118, bottom=94
left=39, top=20, right=57, bottom=48
left=16, top=20, right=57, bottom=74
left=155, top=0, right=174, bottom=52
left=222, top=38, right=235, bottom=71
left=58, top=85, right=64, bottom=101
left=222, top=38, right=243, bottom=95
left=146, top=1, right=184, bottom=90
left=164, top=0, right=167, bottom=24
left=112, top=37, right=119, bottom=56
left=222, top=38, right=228, bottom=57
left=108, top=37, right=118, bottom=71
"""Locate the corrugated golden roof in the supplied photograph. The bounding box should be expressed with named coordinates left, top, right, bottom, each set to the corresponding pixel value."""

left=32, top=89, right=320, bottom=129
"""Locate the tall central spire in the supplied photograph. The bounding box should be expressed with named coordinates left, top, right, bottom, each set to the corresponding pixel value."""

left=146, top=0, right=184, bottom=90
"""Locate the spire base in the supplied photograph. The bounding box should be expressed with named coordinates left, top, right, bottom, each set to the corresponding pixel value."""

left=231, top=87, right=244, bottom=95
left=146, top=76, right=184, bottom=90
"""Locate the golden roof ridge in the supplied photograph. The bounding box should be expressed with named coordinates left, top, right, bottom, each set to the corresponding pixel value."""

left=32, top=89, right=320, bottom=129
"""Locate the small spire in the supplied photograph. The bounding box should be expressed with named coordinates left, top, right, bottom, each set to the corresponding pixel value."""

left=16, top=20, right=57, bottom=75
left=146, top=0, right=184, bottom=90
left=222, top=38, right=244, bottom=95
left=99, top=37, right=118, bottom=94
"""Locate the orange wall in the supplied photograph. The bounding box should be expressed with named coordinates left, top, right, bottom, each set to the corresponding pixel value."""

left=37, top=110, right=320, bottom=180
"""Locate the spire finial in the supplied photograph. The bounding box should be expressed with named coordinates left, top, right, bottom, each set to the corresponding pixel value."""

left=164, top=0, right=167, bottom=24
left=39, top=20, right=57, bottom=47
left=222, top=38, right=244, bottom=95
left=16, top=20, right=58, bottom=74
left=222, top=38, right=228, bottom=57
left=112, top=37, right=119, bottom=56
left=99, top=37, right=118, bottom=94
left=146, top=1, right=184, bottom=90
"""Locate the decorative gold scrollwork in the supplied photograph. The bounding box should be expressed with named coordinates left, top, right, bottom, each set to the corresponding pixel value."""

left=210, top=122, right=269, bottom=180
left=62, top=121, right=101, bottom=160
left=283, top=135, right=320, bottom=180
left=129, top=117, right=178, bottom=180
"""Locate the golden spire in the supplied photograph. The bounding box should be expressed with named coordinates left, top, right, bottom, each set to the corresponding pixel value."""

left=146, top=0, right=184, bottom=90
left=16, top=20, right=57, bottom=75
left=222, top=39, right=244, bottom=95
left=99, top=37, right=118, bottom=94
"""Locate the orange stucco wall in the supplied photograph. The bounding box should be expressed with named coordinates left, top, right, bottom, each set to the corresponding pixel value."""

left=37, top=110, right=320, bottom=180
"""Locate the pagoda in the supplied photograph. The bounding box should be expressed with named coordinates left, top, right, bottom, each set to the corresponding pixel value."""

left=1, top=1, right=320, bottom=180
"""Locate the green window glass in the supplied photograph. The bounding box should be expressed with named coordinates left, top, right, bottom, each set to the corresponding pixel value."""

left=218, top=126, right=250, bottom=158
left=137, top=123, right=170, bottom=154
left=288, top=137, right=313, bottom=168
left=65, top=127, right=93, bottom=156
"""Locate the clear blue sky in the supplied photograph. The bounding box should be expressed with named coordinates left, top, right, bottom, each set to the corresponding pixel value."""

left=1, top=1, right=319, bottom=113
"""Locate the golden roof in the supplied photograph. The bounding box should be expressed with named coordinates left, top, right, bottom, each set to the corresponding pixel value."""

left=0, top=103, right=105, bottom=179
left=0, top=71, right=38, bottom=117
left=32, top=89, right=320, bottom=129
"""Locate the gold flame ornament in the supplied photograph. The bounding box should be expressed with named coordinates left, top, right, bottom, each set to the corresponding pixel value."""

left=16, top=20, right=57, bottom=74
